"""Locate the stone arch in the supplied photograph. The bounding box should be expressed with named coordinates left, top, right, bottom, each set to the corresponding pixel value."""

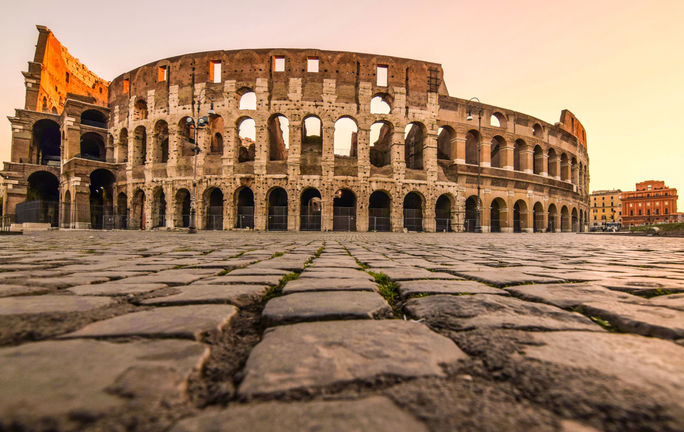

left=370, top=121, right=392, bottom=168
left=238, top=89, right=257, bottom=110
left=235, top=186, right=255, bottom=229
left=560, top=153, right=569, bottom=181
left=178, top=117, right=196, bottom=157
left=80, top=109, right=107, bottom=128
left=204, top=187, right=224, bottom=230
left=533, top=145, right=543, bottom=175
left=489, top=197, right=507, bottom=233
left=61, top=190, right=71, bottom=228
left=237, top=117, right=256, bottom=162
left=117, top=192, right=128, bottom=229
left=267, top=187, right=288, bottom=231
left=89, top=169, right=115, bottom=229
left=533, top=201, right=544, bottom=233
left=20, top=171, right=59, bottom=226
left=490, top=112, right=506, bottom=128
left=547, top=148, right=558, bottom=177
left=513, top=199, right=528, bottom=233
left=465, top=129, right=479, bottom=165
left=435, top=193, right=453, bottom=232
left=404, top=122, right=425, bottom=170
left=547, top=203, right=558, bottom=232
left=514, top=139, right=526, bottom=171
left=302, top=115, right=322, bottom=155
left=561, top=205, right=570, bottom=232
left=153, top=120, right=169, bottom=163
left=300, top=187, right=322, bottom=231
left=151, top=186, right=167, bottom=228
left=333, top=188, right=356, bottom=231
left=532, top=123, right=543, bottom=138
left=403, top=191, right=424, bottom=232
left=369, top=190, right=391, bottom=231
left=268, top=114, right=289, bottom=161
left=133, top=126, right=147, bottom=165
left=370, top=93, right=392, bottom=114
left=334, top=116, right=358, bottom=157
left=132, top=188, right=146, bottom=230
left=572, top=207, right=579, bottom=232
left=209, top=115, right=224, bottom=155
left=464, top=195, right=480, bottom=232
left=437, top=126, right=454, bottom=161
left=174, top=188, right=191, bottom=228
left=80, top=132, right=106, bottom=161
left=490, top=135, right=505, bottom=168
left=32, top=119, right=61, bottom=165
left=134, top=98, right=148, bottom=120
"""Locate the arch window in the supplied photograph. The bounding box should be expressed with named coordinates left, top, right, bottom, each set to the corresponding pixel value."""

left=118, top=128, right=129, bottom=163
left=403, top=192, right=423, bottom=231
left=465, top=130, right=479, bottom=165
left=133, top=126, right=147, bottom=165
left=490, top=136, right=505, bottom=168
left=533, top=145, right=543, bottom=174
left=302, top=116, right=322, bottom=154
left=404, top=122, right=424, bottom=170
left=514, top=139, right=526, bottom=171
left=268, top=115, right=289, bottom=161
left=239, top=91, right=257, bottom=110
left=134, top=99, right=148, bottom=120
left=334, top=117, right=358, bottom=157
left=32, top=119, right=61, bottom=166
left=437, top=127, right=453, bottom=160
left=370, top=94, right=391, bottom=114
left=370, top=121, right=392, bottom=168
left=153, top=121, right=169, bottom=163
left=80, top=133, right=105, bottom=161
left=81, top=110, right=107, bottom=128
left=237, top=117, right=256, bottom=162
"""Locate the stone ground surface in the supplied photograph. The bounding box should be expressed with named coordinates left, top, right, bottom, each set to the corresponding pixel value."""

left=0, top=231, right=682, bottom=432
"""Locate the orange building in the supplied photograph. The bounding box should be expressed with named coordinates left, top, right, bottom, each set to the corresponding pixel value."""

left=621, top=180, right=678, bottom=227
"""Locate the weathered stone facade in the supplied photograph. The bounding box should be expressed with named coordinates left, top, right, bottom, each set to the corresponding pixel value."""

left=0, top=26, right=590, bottom=232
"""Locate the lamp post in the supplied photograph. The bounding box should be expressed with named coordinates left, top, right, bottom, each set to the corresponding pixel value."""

left=466, top=97, right=483, bottom=233
left=187, top=65, right=214, bottom=233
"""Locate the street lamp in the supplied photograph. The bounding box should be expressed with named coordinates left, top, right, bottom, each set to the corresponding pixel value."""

left=187, top=65, right=215, bottom=233
left=466, top=97, right=483, bottom=233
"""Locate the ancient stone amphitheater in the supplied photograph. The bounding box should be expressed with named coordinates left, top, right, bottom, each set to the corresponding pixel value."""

left=0, top=26, right=589, bottom=232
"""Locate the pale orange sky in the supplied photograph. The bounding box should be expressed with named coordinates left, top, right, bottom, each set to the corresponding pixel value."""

left=1, top=0, right=682, bottom=208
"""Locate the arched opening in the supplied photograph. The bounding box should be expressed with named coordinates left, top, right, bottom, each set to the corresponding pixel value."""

left=300, top=188, right=321, bottom=231
left=89, top=169, right=115, bottom=229
left=547, top=204, right=557, bottom=232
left=151, top=187, right=166, bottom=228
left=211, top=133, right=223, bottom=155
left=572, top=208, right=579, bottom=232
left=435, top=194, right=452, bottom=232
left=18, top=171, right=60, bottom=226
left=513, top=200, right=528, bottom=233
left=490, top=112, right=505, bottom=128
left=403, top=192, right=423, bottom=232
left=560, top=153, right=569, bottom=181
left=404, top=122, right=424, bottom=170
left=209, top=115, right=224, bottom=155
left=370, top=94, right=391, bottom=114
left=118, top=128, right=128, bottom=163
left=533, top=145, right=543, bottom=174
left=134, top=99, right=148, bottom=120
left=490, top=198, right=506, bottom=233
left=80, top=132, right=106, bottom=161
left=268, top=187, right=288, bottom=231
left=204, top=188, right=224, bottom=230
left=333, top=189, right=356, bottom=231
left=153, top=121, right=169, bottom=163
left=80, top=109, right=107, bottom=128
left=132, top=189, right=145, bottom=230
left=514, top=139, right=526, bottom=171
left=268, top=114, right=289, bottom=161
left=465, top=130, right=479, bottom=165
left=238, top=90, right=257, bottom=110
left=370, top=121, right=392, bottom=168
left=133, top=126, right=147, bottom=165
left=61, top=190, right=71, bottom=228
left=464, top=196, right=479, bottom=232
left=302, top=115, right=322, bottom=155
left=116, top=192, right=128, bottom=229
left=490, top=136, right=505, bottom=168
left=237, top=117, right=256, bottom=162
left=32, top=120, right=61, bottom=165
left=334, top=117, right=358, bottom=157
left=174, top=189, right=191, bottom=228
left=561, top=206, right=570, bottom=232
left=533, top=202, right=544, bottom=233
left=547, top=148, right=558, bottom=177
left=369, top=190, right=391, bottom=232
left=532, top=123, right=543, bottom=138
left=235, top=187, right=254, bottom=229
left=178, top=117, right=196, bottom=157
left=437, top=127, right=454, bottom=160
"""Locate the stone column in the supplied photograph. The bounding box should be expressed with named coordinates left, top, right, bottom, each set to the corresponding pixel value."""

left=503, top=144, right=514, bottom=170
left=480, top=139, right=491, bottom=168
left=423, top=196, right=436, bottom=232
left=454, top=137, right=466, bottom=165
left=523, top=148, right=533, bottom=174
left=424, top=132, right=438, bottom=183
left=357, top=127, right=370, bottom=179
left=322, top=126, right=335, bottom=178
left=392, top=130, right=406, bottom=181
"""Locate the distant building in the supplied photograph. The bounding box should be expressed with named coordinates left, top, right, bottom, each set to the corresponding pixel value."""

left=590, top=189, right=622, bottom=228
left=621, top=180, right=678, bottom=226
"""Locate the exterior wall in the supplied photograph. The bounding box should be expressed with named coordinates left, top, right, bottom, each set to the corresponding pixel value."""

left=621, top=180, right=678, bottom=226
left=0, top=27, right=589, bottom=232
left=590, top=189, right=622, bottom=227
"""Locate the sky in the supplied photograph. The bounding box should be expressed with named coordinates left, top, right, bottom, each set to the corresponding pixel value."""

left=1, top=0, right=682, bottom=208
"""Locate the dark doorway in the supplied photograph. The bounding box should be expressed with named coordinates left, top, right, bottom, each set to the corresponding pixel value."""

left=369, top=191, right=391, bottom=231
left=268, top=188, right=288, bottom=231
left=300, top=188, right=321, bottom=231
left=333, top=189, right=356, bottom=231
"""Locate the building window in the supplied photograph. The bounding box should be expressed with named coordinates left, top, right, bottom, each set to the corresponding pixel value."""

left=630, top=210, right=633, bottom=216
left=656, top=208, right=660, bottom=215
left=65, top=72, right=70, bottom=83
left=376, top=65, right=388, bottom=87
left=210, top=61, right=221, bottom=83
left=123, top=78, right=130, bottom=93
left=273, top=56, right=285, bottom=72
left=307, top=57, right=319, bottom=73
left=158, top=66, right=168, bottom=82
left=638, top=210, right=642, bottom=215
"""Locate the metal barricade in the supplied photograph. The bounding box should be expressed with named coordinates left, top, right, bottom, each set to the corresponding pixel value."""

left=268, top=206, right=288, bottom=231
left=333, top=207, right=356, bottom=231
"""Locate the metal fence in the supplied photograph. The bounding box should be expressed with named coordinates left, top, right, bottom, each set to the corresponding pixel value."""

left=333, top=207, right=356, bottom=231
left=403, top=209, right=423, bottom=232
left=16, top=201, right=59, bottom=226
left=435, top=218, right=452, bottom=232
left=236, top=206, right=254, bottom=229
left=300, top=212, right=321, bottom=231
left=205, top=206, right=223, bottom=230
left=369, top=208, right=391, bottom=232
left=268, top=206, right=288, bottom=231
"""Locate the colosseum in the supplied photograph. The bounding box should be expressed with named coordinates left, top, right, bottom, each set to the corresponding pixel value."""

left=0, top=26, right=589, bottom=233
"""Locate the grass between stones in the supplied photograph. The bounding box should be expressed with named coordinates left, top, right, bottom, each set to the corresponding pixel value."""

left=588, top=315, right=620, bottom=332
left=368, top=271, right=400, bottom=309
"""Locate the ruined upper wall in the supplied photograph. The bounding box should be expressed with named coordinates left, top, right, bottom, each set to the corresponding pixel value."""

left=108, top=49, right=447, bottom=109
left=26, top=26, right=108, bottom=113
left=559, top=110, right=587, bottom=149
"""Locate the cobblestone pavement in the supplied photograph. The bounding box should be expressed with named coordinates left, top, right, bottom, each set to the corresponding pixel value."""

left=0, top=231, right=683, bottom=432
